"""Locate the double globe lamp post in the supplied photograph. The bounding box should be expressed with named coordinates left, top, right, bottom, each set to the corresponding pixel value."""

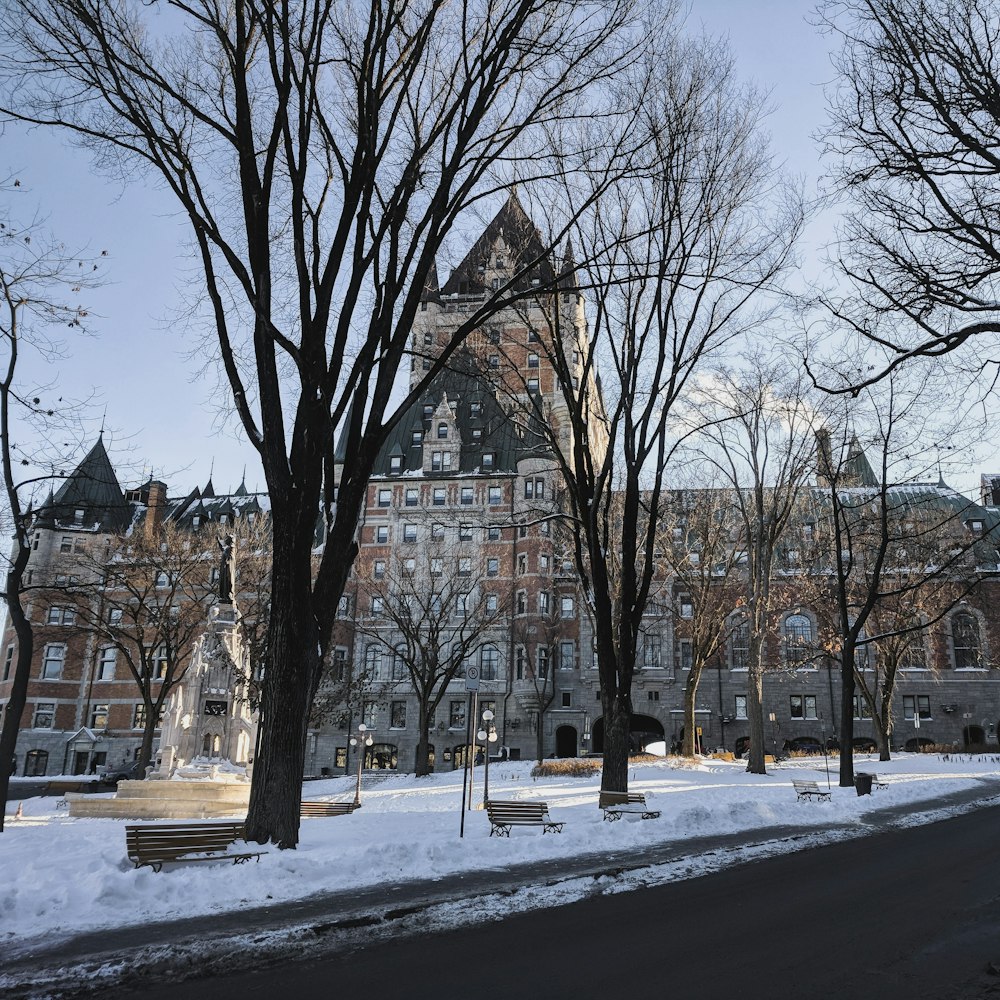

left=350, top=723, right=374, bottom=808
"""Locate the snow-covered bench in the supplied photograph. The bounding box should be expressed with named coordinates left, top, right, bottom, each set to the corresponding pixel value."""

left=486, top=800, right=564, bottom=836
left=792, top=779, right=831, bottom=802
left=300, top=800, right=357, bottom=817
left=599, top=790, right=661, bottom=821
left=125, top=821, right=262, bottom=872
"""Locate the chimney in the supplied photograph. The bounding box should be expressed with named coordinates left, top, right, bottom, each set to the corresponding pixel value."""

left=145, top=480, right=168, bottom=539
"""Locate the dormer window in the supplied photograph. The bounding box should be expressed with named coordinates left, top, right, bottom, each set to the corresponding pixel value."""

left=496, top=255, right=505, bottom=268
left=471, top=401, right=482, bottom=417
left=192, top=516, right=201, bottom=528
left=437, top=423, right=448, bottom=439
left=423, top=404, right=434, bottom=418
left=482, top=452, right=495, bottom=470
left=969, top=519, right=984, bottom=533
left=74, top=509, right=85, bottom=525
left=472, top=429, right=482, bottom=441
left=411, top=430, right=422, bottom=445
left=389, top=456, right=403, bottom=474
left=219, top=514, right=228, bottom=525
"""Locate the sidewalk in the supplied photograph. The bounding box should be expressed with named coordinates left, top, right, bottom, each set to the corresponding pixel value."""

left=4, top=779, right=998, bottom=997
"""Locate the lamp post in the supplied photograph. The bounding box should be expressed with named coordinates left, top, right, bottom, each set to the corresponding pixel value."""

left=768, top=712, right=779, bottom=759
left=478, top=709, right=498, bottom=807
left=350, top=723, right=373, bottom=808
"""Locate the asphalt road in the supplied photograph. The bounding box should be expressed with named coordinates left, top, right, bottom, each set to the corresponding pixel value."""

left=111, top=802, right=1000, bottom=1000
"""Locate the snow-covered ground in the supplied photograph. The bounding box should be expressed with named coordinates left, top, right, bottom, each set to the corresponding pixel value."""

left=2, top=753, right=999, bottom=954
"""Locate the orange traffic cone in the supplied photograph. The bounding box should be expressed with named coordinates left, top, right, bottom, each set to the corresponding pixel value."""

left=14, top=801, right=24, bottom=820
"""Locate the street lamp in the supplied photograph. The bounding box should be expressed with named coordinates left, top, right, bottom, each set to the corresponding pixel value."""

left=350, top=723, right=374, bottom=808
left=478, top=709, right=498, bottom=807
left=768, top=712, right=779, bottom=759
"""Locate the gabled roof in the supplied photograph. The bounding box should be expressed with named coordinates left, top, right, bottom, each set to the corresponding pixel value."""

left=440, top=192, right=555, bottom=297
left=42, top=436, right=131, bottom=532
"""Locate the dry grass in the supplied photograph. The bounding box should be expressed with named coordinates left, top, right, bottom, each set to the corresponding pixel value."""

left=530, top=758, right=603, bottom=778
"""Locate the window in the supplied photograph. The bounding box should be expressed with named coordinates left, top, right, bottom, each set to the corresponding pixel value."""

left=33, top=702, right=55, bottom=728
left=47, top=606, right=75, bottom=626
left=784, top=614, right=814, bottom=665
left=735, top=695, right=748, bottom=720
left=363, top=701, right=378, bottom=729
left=731, top=619, right=749, bottom=670
left=338, top=594, right=352, bottom=616
left=790, top=695, right=817, bottom=720
left=456, top=593, right=469, bottom=616
left=678, top=596, right=693, bottom=619
left=561, top=692, right=572, bottom=708
left=540, top=553, right=550, bottom=572
left=902, top=640, right=927, bottom=670
left=515, top=646, right=526, bottom=680
left=432, top=451, right=443, bottom=472
left=405, top=488, right=419, bottom=506
left=538, top=591, right=550, bottom=613
left=371, top=596, right=385, bottom=616
left=391, top=701, right=407, bottom=729
left=952, top=612, right=982, bottom=668
left=489, top=354, right=500, bottom=368
left=459, top=524, right=473, bottom=541
left=96, top=647, right=116, bottom=681
left=461, top=487, right=474, bottom=505
left=487, top=558, right=499, bottom=577
left=59, top=535, right=73, bottom=553
left=432, top=522, right=445, bottom=540
left=90, top=703, right=110, bottom=729
left=331, top=647, right=349, bottom=682
left=450, top=700, right=466, bottom=729
left=678, top=640, right=692, bottom=671
left=488, top=487, right=502, bottom=505
left=517, top=553, right=527, bottom=574
left=152, top=645, right=168, bottom=679
left=488, top=525, right=501, bottom=541
left=433, top=488, right=446, bottom=506
left=335, top=747, right=348, bottom=769
left=481, top=645, right=500, bottom=680
left=560, top=596, right=575, bottom=619
left=486, top=593, right=498, bottom=613
left=471, top=400, right=483, bottom=415
left=643, top=634, right=662, bottom=670
left=648, top=690, right=660, bottom=702
left=374, top=560, right=386, bottom=579
left=537, top=646, right=550, bottom=679
left=108, top=607, right=123, bottom=625
left=155, top=571, right=170, bottom=588
left=431, top=558, right=443, bottom=576
left=403, top=558, right=416, bottom=575
left=41, top=643, right=65, bottom=679
left=133, top=704, right=149, bottom=729
left=403, top=523, right=418, bottom=543
left=423, top=403, right=434, bottom=418
left=24, top=749, right=48, bottom=776
left=560, top=641, right=575, bottom=670
left=458, top=558, right=472, bottom=576
left=903, top=695, right=931, bottom=721
left=389, top=455, right=401, bottom=474
left=482, top=453, right=494, bottom=470
left=377, top=488, right=392, bottom=507
left=437, top=422, right=449, bottom=439
left=3, top=644, right=12, bottom=682
left=375, top=526, right=389, bottom=543
left=852, top=695, right=872, bottom=720
left=527, top=353, right=539, bottom=368
left=516, top=591, right=526, bottom=615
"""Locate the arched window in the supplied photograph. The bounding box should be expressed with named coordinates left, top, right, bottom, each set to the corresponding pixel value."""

left=480, top=644, right=500, bottom=680
left=365, top=743, right=398, bottom=770
left=784, top=614, right=813, bottom=665
left=437, top=422, right=448, bottom=439
left=730, top=617, right=750, bottom=671
left=24, top=749, right=48, bottom=777
left=953, top=612, right=982, bottom=668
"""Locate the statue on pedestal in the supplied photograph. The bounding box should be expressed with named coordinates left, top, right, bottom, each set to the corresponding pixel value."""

left=217, top=533, right=236, bottom=603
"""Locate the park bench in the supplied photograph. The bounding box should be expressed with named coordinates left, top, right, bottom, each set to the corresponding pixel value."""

left=599, top=790, right=661, bottom=821
left=486, top=800, right=564, bottom=837
left=300, top=800, right=358, bottom=817
left=792, top=779, right=832, bottom=802
left=861, top=773, right=889, bottom=790
left=125, top=821, right=262, bottom=872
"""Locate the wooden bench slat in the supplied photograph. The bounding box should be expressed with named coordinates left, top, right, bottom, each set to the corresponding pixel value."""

left=486, top=800, right=564, bottom=836
left=792, top=779, right=832, bottom=802
left=599, top=790, right=661, bottom=821
left=125, top=821, right=262, bottom=872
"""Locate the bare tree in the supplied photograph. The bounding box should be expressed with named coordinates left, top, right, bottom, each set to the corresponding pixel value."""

left=812, top=0, right=1000, bottom=390
left=66, top=521, right=216, bottom=771
left=807, top=376, right=993, bottom=780
left=513, top=36, right=801, bottom=794
left=684, top=360, right=820, bottom=775
left=353, top=545, right=508, bottom=776
left=0, top=0, right=654, bottom=845
left=0, top=190, right=99, bottom=831
left=661, top=487, right=745, bottom=758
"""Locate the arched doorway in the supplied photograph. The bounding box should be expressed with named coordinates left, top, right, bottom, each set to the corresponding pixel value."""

left=963, top=725, right=986, bottom=747
left=555, top=725, right=578, bottom=758
left=590, top=715, right=665, bottom=754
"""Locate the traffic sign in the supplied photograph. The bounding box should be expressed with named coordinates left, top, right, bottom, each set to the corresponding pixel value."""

left=465, top=665, right=481, bottom=691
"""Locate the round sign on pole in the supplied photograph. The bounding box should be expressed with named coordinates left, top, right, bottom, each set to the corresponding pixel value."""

left=465, top=665, right=481, bottom=691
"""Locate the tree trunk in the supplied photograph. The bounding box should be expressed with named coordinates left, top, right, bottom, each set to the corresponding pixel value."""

left=745, top=632, right=767, bottom=774
left=535, top=710, right=544, bottom=763
left=600, top=695, right=631, bottom=793
left=682, top=671, right=700, bottom=757
left=0, top=580, right=32, bottom=832
left=878, top=702, right=893, bottom=763
left=244, top=537, right=319, bottom=848
left=137, top=711, right=158, bottom=774
left=838, top=646, right=856, bottom=788
left=415, top=703, right=431, bottom=777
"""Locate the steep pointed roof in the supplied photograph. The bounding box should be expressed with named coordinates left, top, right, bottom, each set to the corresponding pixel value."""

left=49, top=436, right=130, bottom=531
left=558, top=236, right=578, bottom=290
left=844, top=436, right=879, bottom=488
left=421, top=260, right=440, bottom=303
left=441, top=191, right=555, bottom=296
left=202, top=476, right=216, bottom=498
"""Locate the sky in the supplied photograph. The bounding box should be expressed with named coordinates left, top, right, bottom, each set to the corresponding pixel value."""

left=2, top=0, right=993, bottom=503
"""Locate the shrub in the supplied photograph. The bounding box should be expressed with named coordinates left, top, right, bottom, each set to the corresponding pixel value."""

left=531, top=758, right=603, bottom=778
